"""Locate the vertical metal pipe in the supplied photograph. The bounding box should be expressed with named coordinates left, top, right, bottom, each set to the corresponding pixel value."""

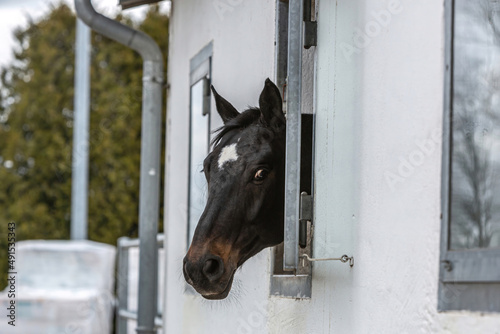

left=71, top=18, right=91, bottom=240
left=116, top=237, right=130, bottom=334
left=74, top=1, right=164, bottom=333
left=136, top=59, right=162, bottom=334
left=284, top=0, right=304, bottom=271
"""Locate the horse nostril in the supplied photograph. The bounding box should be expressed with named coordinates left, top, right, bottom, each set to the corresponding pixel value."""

left=202, top=256, right=224, bottom=281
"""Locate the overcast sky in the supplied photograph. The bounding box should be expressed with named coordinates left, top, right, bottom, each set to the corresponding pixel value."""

left=0, top=0, right=170, bottom=68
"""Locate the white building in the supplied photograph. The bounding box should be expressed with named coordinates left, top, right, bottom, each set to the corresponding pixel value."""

left=163, top=0, right=500, bottom=333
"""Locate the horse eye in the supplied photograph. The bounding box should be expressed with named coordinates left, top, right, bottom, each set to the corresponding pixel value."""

left=253, top=169, right=269, bottom=183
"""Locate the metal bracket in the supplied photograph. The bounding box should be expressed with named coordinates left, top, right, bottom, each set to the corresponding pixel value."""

left=299, top=192, right=312, bottom=248
left=301, top=253, right=354, bottom=267
left=304, top=21, right=317, bottom=49
left=299, top=192, right=313, bottom=221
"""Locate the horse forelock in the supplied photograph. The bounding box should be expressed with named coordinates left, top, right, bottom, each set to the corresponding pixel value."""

left=211, top=108, right=261, bottom=147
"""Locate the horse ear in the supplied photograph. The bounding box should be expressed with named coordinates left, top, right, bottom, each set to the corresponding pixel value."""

left=259, top=78, right=285, bottom=127
left=211, top=85, right=239, bottom=124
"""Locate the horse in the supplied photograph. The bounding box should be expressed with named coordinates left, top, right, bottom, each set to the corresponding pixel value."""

left=183, top=78, right=286, bottom=299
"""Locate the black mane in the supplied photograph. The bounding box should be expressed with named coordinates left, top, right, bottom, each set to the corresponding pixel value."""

left=211, top=108, right=261, bottom=147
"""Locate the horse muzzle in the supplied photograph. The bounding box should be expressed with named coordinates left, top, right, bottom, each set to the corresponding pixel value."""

left=183, top=253, right=235, bottom=299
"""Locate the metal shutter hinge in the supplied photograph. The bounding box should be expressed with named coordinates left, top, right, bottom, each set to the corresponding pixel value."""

left=304, top=21, right=317, bottom=49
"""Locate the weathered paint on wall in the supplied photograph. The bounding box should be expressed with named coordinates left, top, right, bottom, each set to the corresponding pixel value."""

left=163, top=0, right=500, bottom=333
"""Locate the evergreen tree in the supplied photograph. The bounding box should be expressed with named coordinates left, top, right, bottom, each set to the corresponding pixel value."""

left=0, top=3, right=168, bottom=290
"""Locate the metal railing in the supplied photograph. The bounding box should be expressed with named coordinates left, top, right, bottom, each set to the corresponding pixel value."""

left=116, top=234, right=164, bottom=334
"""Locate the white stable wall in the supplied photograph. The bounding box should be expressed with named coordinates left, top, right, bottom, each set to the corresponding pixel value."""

left=164, top=0, right=500, bottom=333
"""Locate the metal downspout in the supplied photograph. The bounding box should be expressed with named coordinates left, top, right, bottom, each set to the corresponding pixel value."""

left=70, top=19, right=91, bottom=241
left=74, top=1, right=163, bottom=333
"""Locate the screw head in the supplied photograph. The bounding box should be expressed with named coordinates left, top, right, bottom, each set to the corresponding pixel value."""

left=442, top=260, right=453, bottom=272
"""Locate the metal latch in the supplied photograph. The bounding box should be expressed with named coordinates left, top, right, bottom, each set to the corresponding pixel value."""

left=298, top=191, right=354, bottom=267
left=301, top=254, right=354, bottom=267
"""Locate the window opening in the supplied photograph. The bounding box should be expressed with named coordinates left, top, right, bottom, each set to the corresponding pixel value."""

left=439, top=0, right=500, bottom=312
left=187, top=43, right=212, bottom=247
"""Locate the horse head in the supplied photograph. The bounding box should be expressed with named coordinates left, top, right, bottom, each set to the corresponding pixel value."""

left=183, top=79, right=286, bottom=299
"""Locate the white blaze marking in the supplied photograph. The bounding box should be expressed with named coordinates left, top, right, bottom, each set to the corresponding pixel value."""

left=218, top=143, right=239, bottom=169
